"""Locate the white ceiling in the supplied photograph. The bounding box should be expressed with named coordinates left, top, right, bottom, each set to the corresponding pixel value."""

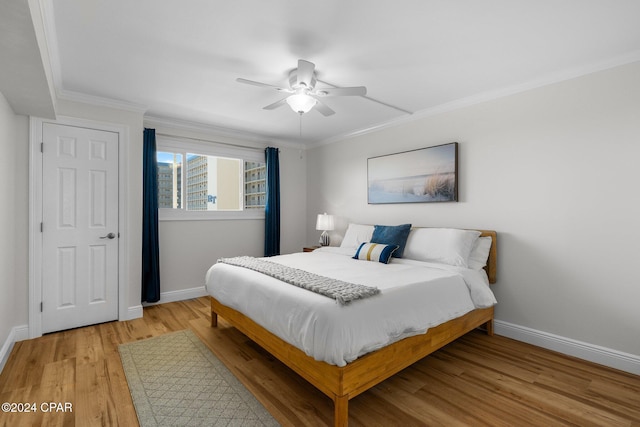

left=5, top=1, right=640, bottom=145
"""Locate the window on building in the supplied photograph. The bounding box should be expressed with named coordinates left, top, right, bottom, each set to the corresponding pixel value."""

left=156, top=136, right=266, bottom=220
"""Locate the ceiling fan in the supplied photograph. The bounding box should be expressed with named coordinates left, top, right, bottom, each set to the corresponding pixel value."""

left=237, top=59, right=367, bottom=116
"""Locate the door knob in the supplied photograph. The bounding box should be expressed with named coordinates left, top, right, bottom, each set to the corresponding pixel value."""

left=100, top=232, right=116, bottom=239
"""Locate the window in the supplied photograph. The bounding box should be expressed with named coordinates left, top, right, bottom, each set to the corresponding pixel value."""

left=156, top=136, right=266, bottom=220
left=157, top=152, right=182, bottom=209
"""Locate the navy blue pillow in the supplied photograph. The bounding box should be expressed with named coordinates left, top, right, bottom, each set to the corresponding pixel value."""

left=371, top=224, right=412, bottom=258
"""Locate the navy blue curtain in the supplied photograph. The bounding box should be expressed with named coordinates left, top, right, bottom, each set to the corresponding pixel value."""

left=141, top=128, right=161, bottom=302
left=264, top=147, right=280, bottom=257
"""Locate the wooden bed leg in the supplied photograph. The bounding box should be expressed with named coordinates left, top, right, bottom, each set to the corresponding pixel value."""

left=210, top=298, right=218, bottom=327
left=211, top=311, right=218, bottom=327
left=334, top=395, right=348, bottom=427
left=485, top=319, right=494, bottom=336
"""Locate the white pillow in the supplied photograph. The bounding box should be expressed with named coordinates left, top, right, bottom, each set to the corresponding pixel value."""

left=467, top=236, right=492, bottom=270
left=403, top=228, right=481, bottom=267
left=340, top=223, right=374, bottom=249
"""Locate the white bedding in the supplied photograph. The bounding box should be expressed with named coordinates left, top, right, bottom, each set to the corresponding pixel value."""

left=205, top=246, right=496, bottom=367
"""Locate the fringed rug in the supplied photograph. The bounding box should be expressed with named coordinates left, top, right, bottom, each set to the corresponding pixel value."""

left=119, top=330, right=278, bottom=426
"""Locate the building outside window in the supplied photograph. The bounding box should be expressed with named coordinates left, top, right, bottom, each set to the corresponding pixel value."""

left=155, top=136, right=266, bottom=220
left=157, top=153, right=182, bottom=209
left=244, top=161, right=266, bottom=209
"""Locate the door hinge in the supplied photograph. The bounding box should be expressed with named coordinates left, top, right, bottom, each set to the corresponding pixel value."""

left=40, top=222, right=43, bottom=232
left=40, top=142, right=43, bottom=153
left=40, top=302, right=43, bottom=312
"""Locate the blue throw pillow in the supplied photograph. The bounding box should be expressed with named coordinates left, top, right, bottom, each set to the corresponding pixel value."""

left=371, top=223, right=412, bottom=258
left=353, top=242, right=399, bottom=264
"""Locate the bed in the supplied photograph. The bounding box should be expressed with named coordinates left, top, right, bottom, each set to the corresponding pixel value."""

left=206, top=226, right=497, bottom=426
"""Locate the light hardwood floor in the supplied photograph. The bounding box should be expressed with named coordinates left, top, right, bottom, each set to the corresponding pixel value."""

left=1, top=297, right=639, bottom=426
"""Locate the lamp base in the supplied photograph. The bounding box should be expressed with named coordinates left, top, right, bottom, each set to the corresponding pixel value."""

left=319, top=231, right=330, bottom=246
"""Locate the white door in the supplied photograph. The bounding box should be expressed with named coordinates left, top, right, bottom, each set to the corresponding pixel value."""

left=41, top=123, right=119, bottom=333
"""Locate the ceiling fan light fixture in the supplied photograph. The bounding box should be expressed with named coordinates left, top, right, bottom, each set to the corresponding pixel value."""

left=238, top=59, right=367, bottom=117
left=286, top=94, right=316, bottom=114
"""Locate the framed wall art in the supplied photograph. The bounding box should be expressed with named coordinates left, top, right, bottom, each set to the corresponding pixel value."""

left=367, top=142, right=458, bottom=204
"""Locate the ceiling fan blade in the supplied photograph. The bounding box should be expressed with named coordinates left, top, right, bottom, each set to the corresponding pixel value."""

left=263, top=98, right=288, bottom=110
left=236, top=78, right=291, bottom=92
left=314, top=86, right=367, bottom=97
left=312, top=99, right=335, bottom=116
left=296, top=59, right=316, bottom=88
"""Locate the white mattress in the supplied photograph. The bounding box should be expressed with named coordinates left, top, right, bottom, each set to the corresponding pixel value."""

left=205, top=246, right=496, bottom=367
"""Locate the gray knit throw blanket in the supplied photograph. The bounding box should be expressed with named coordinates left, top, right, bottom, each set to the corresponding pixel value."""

left=218, top=256, right=380, bottom=305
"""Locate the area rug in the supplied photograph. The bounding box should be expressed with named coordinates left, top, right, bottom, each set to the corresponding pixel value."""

left=119, top=330, right=279, bottom=426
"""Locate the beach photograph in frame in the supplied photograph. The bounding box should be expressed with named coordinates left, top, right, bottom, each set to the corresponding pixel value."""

left=368, top=142, right=458, bottom=204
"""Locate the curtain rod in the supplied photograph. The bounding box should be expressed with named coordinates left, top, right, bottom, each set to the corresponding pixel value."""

left=155, top=132, right=269, bottom=152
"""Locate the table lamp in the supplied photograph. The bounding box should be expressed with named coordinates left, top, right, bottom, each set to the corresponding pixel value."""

left=315, top=213, right=335, bottom=246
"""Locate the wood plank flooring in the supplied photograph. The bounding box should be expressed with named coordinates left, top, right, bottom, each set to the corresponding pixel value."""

left=1, top=297, right=639, bottom=426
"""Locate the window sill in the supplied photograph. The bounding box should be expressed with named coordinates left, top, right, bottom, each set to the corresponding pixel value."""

left=159, top=209, right=265, bottom=221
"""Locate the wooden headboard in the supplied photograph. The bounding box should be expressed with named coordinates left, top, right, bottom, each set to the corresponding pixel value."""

left=478, top=230, right=497, bottom=284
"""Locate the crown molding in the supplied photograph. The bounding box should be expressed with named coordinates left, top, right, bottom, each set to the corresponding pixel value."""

left=30, top=0, right=60, bottom=93
left=56, top=88, right=148, bottom=114
left=144, top=115, right=305, bottom=150
left=25, top=0, right=58, bottom=117
left=315, top=51, right=640, bottom=148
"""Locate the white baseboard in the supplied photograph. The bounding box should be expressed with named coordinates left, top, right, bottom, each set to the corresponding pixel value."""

left=124, top=287, right=208, bottom=318
left=0, top=325, right=29, bottom=374
left=494, top=320, right=640, bottom=376
left=142, top=286, right=208, bottom=307
left=125, top=305, right=143, bottom=321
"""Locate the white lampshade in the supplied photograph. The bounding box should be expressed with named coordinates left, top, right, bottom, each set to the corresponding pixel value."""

left=316, top=213, right=334, bottom=246
left=315, top=213, right=335, bottom=231
left=286, top=94, right=317, bottom=114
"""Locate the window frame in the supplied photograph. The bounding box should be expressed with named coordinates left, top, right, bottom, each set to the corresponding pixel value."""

left=156, top=135, right=266, bottom=221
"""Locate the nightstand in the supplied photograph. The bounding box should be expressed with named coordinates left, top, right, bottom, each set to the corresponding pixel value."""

left=303, top=246, right=321, bottom=252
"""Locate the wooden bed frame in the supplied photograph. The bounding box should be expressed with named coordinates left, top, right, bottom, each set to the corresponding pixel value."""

left=210, top=230, right=497, bottom=426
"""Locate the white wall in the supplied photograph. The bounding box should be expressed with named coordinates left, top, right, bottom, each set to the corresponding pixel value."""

left=306, top=62, right=640, bottom=365
left=0, top=91, right=29, bottom=368
left=278, top=146, right=308, bottom=254
left=151, top=123, right=308, bottom=298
